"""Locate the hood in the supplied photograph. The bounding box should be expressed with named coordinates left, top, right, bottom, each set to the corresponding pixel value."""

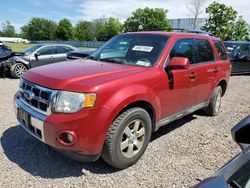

left=23, top=59, right=148, bottom=92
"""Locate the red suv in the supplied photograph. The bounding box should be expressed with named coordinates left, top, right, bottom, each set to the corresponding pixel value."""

left=14, top=32, right=231, bottom=169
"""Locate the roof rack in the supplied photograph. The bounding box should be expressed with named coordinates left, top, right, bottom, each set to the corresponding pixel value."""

left=171, top=28, right=214, bottom=36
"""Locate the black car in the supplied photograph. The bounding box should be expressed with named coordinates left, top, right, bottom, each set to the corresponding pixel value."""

left=196, top=115, right=250, bottom=188
left=66, top=49, right=95, bottom=60
left=0, top=44, right=12, bottom=75
left=224, top=41, right=250, bottom=74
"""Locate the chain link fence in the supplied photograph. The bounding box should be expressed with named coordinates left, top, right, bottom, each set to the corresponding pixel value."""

left=33, top=41, right=106, bottom=48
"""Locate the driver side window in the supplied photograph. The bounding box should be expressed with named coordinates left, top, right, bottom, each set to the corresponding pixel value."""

left=238, top=45, right=250, bottom=57
left=170, top=39, right=194, bottom=64
left=38, top=47, right=54, bottom=55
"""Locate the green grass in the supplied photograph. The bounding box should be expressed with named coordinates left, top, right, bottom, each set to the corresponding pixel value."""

left=5, top=43, right=35, bottom=52
left=5, top=42, right=95, bottom=52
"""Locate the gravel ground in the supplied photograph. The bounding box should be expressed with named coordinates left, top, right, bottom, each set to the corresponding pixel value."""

left=0, top=75, right=249, bottom=188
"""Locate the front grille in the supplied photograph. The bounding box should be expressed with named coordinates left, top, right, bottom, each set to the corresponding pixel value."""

left=19, top=80, right=53, bottom=114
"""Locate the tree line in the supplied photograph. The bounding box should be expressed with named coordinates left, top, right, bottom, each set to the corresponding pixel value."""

left=0, top=2, right=249, bottom=41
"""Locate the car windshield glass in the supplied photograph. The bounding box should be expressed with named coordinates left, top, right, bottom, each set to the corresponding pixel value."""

left=88, top=34, right=169, bottom=67
left=22, top=45, right=43, bottom=56
left=228, top=160, right=250, bottom=188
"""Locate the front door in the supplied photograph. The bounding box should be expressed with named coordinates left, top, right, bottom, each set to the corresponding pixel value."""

left=159, top=38, right=198, bottom=118
left=231, top=44, right=250, bottom=74
left=31, top=46, right=56, bottom=68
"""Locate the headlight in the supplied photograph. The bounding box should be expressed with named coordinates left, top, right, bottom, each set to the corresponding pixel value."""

left=54, top=91, right=96, bottom=113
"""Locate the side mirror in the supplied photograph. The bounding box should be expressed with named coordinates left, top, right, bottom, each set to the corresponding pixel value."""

left=34, top=53, right=40, bottom=59
left=231, top=115, right=250, bottom=150
left=167, top=57, right=190, bottom=70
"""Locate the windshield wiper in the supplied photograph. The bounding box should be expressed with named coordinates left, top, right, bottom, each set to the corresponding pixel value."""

left=100, top=58, right=124, bottom=64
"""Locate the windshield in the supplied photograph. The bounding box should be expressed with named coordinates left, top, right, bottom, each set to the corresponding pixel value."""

left=89, top=34, right=169, bottom=67
left=22, top=45, right=43, bottom=56
left=228, top=160, right=250, bottom=188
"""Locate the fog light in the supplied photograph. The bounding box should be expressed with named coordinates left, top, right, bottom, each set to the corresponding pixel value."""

left=57, top=131, right=78, bottom=146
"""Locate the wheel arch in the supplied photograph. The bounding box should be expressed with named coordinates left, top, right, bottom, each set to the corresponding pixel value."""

left=114, top=100, right=157, bottom=132
left=217, top=79, right=227, bottom=96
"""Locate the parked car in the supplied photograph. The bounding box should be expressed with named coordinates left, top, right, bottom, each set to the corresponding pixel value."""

left=0, top=44, right=12, bottom=75
left=67, top=49, right=95, bottom=60
left=196, top=115, right=250, bottom=188
left=3, top=44, right=78, bottom=78
left=224, top=41, right=250, bottom=74
left=14, top=32, right=231, bottom=169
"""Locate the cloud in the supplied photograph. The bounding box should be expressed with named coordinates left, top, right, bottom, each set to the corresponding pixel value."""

left=78, top=0, right=193, bottom=21
left=77, top=0, right=250, bottom=23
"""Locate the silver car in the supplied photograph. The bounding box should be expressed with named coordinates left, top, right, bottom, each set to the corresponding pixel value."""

left=8, top=44, right=78, bottom=78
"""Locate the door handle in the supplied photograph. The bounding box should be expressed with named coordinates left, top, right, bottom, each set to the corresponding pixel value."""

left=207, top=67, right=221, bottom=73
left=188, top=72, right=196, bottom=79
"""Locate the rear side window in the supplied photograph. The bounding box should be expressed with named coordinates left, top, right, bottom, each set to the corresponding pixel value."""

left=169, top=39, right=194, bottom=63
left=213, top=41, right=227, bottom=60
left=195, top=39, right=215, bottom=63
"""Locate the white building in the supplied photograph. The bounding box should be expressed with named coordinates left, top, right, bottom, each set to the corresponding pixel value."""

left=0, top=37, right=29, bottom=43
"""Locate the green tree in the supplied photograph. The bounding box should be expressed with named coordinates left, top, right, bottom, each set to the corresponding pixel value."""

left=233, top=16, right=250, bottom=41
left=21, top=18, right=57, bottom=40
left=74, top=21, right=97, bottom=41
left=1, top=21, right=16, bottom=37
left=123, top=7, right=171, bottom=32
left=97, top=17, right=122, bottom=41
left=202, top=2, right=237, bottom=40
left=56, top=18, right=74, bottom=40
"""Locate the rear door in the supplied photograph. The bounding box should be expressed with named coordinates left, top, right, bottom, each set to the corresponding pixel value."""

left=53, top=46, right=74, bottom=63
left=189, top=38, right=221, bottom=104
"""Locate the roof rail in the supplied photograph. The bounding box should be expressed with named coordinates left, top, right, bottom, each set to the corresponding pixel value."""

left=171, top=28, right=214, bottom=36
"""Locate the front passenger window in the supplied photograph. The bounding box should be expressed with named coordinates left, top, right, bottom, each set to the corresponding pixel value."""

left=170, top=39, right=194, bottom=63
left=237, top=45, right=249, bottom=57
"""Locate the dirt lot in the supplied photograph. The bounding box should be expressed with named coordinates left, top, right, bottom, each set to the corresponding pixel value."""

left=0, top=76, right=249, bottom=188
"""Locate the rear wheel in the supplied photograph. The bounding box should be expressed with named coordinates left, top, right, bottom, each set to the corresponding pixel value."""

left=102, top=107, right=152, bottom=169
left=203, top=86, right=222, bottom=116
left=10, top=63, right=27, bottom=78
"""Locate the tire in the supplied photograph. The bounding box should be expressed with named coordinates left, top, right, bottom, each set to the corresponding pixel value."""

left=102, top=107, right=152, bottom=169
left=203, top=86, right=222, bottom=116
left=10, top=63, right=27, bottom=78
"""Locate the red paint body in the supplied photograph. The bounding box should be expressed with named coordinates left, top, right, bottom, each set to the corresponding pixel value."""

left=22, top=32, right=231, bottom=156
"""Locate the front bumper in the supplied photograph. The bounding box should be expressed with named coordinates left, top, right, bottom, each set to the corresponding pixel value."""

left=14, top=91, right=114, bottom=158
left=15, top=93, right=47, bottom=142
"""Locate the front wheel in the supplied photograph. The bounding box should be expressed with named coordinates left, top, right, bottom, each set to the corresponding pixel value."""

left=102, top=107, right=152, bottom=169
left=203, top=86, right=222, bottom=116
left=10, top=63, right=27, bottom=78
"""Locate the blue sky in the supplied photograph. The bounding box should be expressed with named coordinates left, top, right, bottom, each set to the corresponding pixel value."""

left=1, top=0, right=250, bottom=33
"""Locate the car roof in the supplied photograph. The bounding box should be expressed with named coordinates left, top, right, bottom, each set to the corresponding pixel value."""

left=35, top=43, right=77, bottom=48
left=124, top=31, right=221, bottom=40
left=224, top=41, right=250, bottom=45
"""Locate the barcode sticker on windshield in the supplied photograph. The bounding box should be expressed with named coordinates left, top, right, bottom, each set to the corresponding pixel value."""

left=132, top=46, right=153, bottom=52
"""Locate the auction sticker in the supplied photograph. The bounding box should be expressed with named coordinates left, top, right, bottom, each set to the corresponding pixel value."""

left=132, top=46, right=154, bottom=52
